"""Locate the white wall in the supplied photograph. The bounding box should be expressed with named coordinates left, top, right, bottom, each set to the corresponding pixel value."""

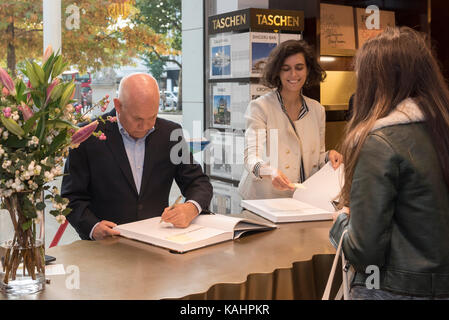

left=182, top=0, right=205, bottom=164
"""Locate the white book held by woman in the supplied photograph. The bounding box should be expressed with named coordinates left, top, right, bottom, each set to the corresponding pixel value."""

left=241, top=162, right=344, bottom=223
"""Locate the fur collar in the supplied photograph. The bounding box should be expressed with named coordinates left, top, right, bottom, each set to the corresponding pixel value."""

left=371, top=98, right=425, bottom=132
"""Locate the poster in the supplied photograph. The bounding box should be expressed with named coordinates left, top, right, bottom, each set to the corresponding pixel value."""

left=320, top=3, right=356, bottom=56
left=210, top=180, right=243, bottom=215
left=210, top=82, right=249, bottom=130
left=250, top=32, right=279, bottom=77
left=355, top=8, right=395, bottom=48
left=210, top=34, right=232, bottom=78
left=212, top=83, right=232, bottom=128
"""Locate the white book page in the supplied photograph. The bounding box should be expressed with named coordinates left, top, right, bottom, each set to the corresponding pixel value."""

left=251, top=198, right=329, bottom=216
left=193, top=214, right=242, bottom=232
left=115, top=217, right=228, bottom=245
left=293, top=162, right=344, bottom=212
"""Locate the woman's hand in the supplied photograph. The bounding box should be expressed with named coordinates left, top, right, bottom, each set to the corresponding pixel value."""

left=271, top=169, right=295, bottom=191
left=328, top=150, right=344, bottom=169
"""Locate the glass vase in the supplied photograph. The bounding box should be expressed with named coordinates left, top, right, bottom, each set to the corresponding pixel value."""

left=0, top=191, right=45, bottom=296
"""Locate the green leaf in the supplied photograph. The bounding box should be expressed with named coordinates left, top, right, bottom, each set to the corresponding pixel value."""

left=15, top=80, right=26, bottom=103
left=48, top=129, right=68, bottom=155
left=36, top=202, right=46, bottom=211
left=21, top=220, right=33, bottom=231
left=5, top=135, right=28, bottom=148
left=50, top=210, right=60, bottom=217
left=23, top=110, right=46, bottom=134
left=46, top=119, right=76, bottom=130
left=62, top=208, right=72, bottom=216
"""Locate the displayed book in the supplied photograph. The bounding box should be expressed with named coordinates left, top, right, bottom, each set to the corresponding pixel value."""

left=210, top=82, right=272, bottom=129
left=250, top=32, right=278, bottom=77
left=114, top=214, right=276, bottom=253
left=241, top=162, right=344, bottom=223
left=210, top=33, right=232, bottom=78
left=241, top=198, right=332, bottom=223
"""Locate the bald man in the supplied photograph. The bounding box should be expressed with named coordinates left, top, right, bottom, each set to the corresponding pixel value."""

left=62, top=74, right=213, bottom=240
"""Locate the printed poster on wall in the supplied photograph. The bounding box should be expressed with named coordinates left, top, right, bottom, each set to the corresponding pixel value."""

left=212, top=82, right=232, bottom=128
left=320, top=3, right=356, bottom=56
left=210, top=34, right=232, bottom=78
left=250, top=32, right=279, bottom=77
left=210, top=82, right=248, bottom=130
left=355, top=8, right=395, bottom=48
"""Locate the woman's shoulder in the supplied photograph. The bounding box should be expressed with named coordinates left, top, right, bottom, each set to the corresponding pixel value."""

left=303, top=95, right=325, bottom=111
left=252, top=90, right=278, bottom=105
left=247, top=90, right=279, bottom=112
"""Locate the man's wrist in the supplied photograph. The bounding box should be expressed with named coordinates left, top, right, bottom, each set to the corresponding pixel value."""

left=89, top=222, right=100, bottom=240
left=186, top=200, right=201, bottom=215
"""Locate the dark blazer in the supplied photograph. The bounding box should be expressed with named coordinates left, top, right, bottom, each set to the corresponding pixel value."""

left=61, top=110, right=213, bottom=240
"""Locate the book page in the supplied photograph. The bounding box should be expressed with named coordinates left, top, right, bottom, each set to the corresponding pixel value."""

left=115, top=217, right=228, bottom=245
left=293, top=162, right=344, bottom=212
left=193, top=214, right=242, bottom=232
left=253, top=198, right=329, bottom=214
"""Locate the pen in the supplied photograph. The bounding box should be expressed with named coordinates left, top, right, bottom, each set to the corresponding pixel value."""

left=160, top=195, right=183, bottom=223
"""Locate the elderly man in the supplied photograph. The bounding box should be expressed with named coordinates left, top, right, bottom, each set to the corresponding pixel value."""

left=62, top=73, right=213, bottom=240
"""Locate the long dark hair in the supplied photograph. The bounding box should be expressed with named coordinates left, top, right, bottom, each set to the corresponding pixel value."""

left=339, top=26, right=449, bottom=206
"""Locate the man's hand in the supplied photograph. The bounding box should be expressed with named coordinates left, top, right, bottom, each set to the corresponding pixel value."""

left=92, top=220, right=121, bottom=240
left=161, top=202, right=199, bottom=228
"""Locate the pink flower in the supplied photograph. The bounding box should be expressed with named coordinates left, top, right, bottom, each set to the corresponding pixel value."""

left=107, top=116, right=117, bottom=123
left=99, top=133, right=107, bottom=140
left=45, top=78, right=60, bottom=105
left=43, top=45, right=53, bottom=64
left=101, top=103, right=108, bottom=112
left=71, top=120, right=98, bottom=145
left=2, top=87, right=9, bottom=96
left=3, top=107, right=12, bottom=118
left=105, top=94, right=109, bottom=99
left=0, top=67, right=16, bottom=96
left=75, top=105, right=83, bottom=113
left=18, top=103, right=34, bottom=121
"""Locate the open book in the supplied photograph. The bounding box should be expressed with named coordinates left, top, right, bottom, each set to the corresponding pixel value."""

left=241, top=162, right=344, bottom=223
left=113, top=214, right=276, bottom=253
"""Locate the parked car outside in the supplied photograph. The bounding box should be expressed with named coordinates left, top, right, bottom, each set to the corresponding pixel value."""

left=159, top=90, right=178, bottom=110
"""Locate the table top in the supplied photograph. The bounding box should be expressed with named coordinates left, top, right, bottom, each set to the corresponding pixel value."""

left=7, top=212, right=335, bottom=300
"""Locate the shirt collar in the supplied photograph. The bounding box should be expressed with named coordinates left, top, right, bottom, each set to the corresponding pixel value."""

left=116, top=114, right=155, bottom=141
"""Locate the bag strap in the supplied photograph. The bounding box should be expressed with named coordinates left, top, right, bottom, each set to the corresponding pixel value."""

left=322, top=229, right=348, bottom=300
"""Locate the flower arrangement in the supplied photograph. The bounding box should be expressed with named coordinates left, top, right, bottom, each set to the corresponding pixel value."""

left=0, top=46, right=110, bottom=293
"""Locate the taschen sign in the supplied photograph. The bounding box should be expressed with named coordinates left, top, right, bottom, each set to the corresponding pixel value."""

left=208, top=8, right=304, bottom=34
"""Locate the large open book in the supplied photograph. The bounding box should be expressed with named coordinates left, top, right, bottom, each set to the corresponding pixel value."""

left=113, top=214, right=276, bottom=253
left=241, top=162, right=344, bottom=223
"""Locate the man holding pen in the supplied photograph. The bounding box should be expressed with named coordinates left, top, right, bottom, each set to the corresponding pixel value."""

left=62, top=73, right=213, bottom=240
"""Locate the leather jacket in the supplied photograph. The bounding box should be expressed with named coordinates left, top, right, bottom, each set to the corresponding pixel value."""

left=330, top=99, right=449, bottom=297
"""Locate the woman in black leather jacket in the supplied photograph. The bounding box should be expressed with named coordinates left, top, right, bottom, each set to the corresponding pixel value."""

left=330, top=27, right=449, bottom=299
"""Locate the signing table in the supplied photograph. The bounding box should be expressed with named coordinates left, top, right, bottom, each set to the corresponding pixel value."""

left=4, top=212, right=338, bottom=300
